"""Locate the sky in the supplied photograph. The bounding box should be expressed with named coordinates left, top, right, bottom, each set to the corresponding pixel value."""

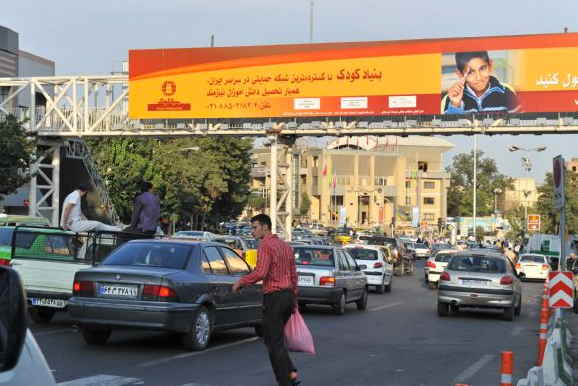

left=2, top=0, right=578, bottom=183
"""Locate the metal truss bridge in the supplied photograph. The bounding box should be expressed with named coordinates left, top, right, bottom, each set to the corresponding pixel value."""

left=2, top=75, right=578, bottom=237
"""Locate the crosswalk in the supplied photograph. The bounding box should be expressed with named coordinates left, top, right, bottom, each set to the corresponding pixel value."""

left=57, top=374, right=227, bottom=386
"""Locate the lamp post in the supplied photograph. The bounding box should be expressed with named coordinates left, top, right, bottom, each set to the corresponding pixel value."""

left=493, top=188, right=502, bottom=215
left=508, top=146, right=546, bottom=237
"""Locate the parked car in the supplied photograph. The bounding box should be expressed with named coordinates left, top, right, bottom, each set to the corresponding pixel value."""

left=437, top=250, right=523, bottom=321
left=515, top=253, right=550, bottom=281
left=0, top=266, right=57, bottom=386
left=212, top=235, right=249, bottom=257
left=68, top=239, right=263, bottom=351
left=343, top=244, right=393, bottom=293
left=367, top=236, right=414, bottom=276
left=172, top=230, right=217, bottom=241
left=294, top=245, right=368, bottom=315
left=426, top=249, right=459, bottom=289
left=413, top=243, right=431, bottom=259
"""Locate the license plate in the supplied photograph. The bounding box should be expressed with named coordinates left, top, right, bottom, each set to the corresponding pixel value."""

left=31, top=298, right=67, bottom=308
left=99, top=285, right=138, bottom=297
left=461, top=279, right=488, bottom=286
left=298, top=276, right=314, bottom=285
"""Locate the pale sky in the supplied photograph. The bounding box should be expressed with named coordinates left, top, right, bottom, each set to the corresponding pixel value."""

left=2, top=0, right=577, bottom=183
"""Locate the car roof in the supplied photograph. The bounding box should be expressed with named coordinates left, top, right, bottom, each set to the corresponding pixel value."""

left=293, top=244, right=334, bottom=250
left=135, top=239, right=224, bottom=248
left=455, top=249, right=505, bottom=258
left=343, top=244, right=381, bottom=250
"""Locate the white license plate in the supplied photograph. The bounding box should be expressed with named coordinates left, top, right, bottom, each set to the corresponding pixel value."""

left=461, top=279, right=488, bottom=286
left=99, top=285, right=138, bottom=297
left=31, top=298, right=67, bottom=308
left=298, top=276, right=314, bottom=285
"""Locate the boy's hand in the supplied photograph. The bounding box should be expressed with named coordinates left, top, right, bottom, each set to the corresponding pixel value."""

left=448, top=68, right=469, bottom=108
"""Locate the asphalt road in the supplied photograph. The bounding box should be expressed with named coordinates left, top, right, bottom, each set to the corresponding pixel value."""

left=32, top=260, right=547, bottom=386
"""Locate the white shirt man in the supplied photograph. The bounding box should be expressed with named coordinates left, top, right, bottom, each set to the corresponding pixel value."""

left=60, top=184, right=121, bottom=233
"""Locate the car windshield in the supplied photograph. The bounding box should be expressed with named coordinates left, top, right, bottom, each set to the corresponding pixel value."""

left=347, top=248, right=378, bottom=261
left=520, top=255, right=546, bottom=263
left=103, top=242, right=192, bottom=269
left=294, top=247, right=334, bottom=267
left=447, top=255, right=507, bottom=273
left=0, top=228, right=13, bottom=246
left=435, top=252, right=456, bottom=262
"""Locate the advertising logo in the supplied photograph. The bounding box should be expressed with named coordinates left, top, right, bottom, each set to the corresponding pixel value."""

left=148, top=80, right=191, bottom=112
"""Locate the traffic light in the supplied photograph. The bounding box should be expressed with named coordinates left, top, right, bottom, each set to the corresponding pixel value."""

left=391, top=216, right=396, bottom=227
left=437, top=217, right=443, bottom=230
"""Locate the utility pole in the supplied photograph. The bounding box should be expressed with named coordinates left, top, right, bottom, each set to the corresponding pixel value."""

left=309, top=0, right=314, bottom=43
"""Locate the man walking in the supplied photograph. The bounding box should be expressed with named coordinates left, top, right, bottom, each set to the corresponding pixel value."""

left=60, top=184, right=121, bottom=232
left=130, top=181, right=160, bottom=235
left=233, top=214, right=300, bottom=386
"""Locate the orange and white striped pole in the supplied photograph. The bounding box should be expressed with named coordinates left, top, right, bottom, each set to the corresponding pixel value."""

left=537, top=308, right=549, bottom=366
left=500, top=351, right=513, bottom=386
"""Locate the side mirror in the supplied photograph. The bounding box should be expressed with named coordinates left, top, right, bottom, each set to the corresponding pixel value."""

left=0, top=266, right=28, bottom=372
left=518, top=272, right=526, bottom=279
left=358, top=264, right=367, bottom=270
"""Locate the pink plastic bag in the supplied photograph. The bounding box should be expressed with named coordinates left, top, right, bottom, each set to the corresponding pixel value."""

left=284, top=310, right=315, bottom=354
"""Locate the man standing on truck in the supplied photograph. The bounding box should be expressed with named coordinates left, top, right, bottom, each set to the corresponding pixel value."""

left=130, top=181, right=160, bottom=235
left=60, top=184, right=121, bottom=233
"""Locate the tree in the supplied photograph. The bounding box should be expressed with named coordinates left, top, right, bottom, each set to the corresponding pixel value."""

left=0, top=115, right=38, bottom=199
left=535, top=170, right=578, bottom=235
left=300, top=192, right=311, bottom=216
left=445, top=150, right=513, bottom=217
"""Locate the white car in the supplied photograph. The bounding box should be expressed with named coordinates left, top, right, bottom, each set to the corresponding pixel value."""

left=515, top=253, right=550, bottom=280
left=172, top=230, right=216, bottom=240
left=413, top=243, right=431, bottom=259
left=426, top=249, right=459, bottom=289
left=344, top=244, right=394, bottom=293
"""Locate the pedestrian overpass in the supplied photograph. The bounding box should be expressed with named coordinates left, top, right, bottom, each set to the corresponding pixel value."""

left=2, top=75, right=578, bottom=237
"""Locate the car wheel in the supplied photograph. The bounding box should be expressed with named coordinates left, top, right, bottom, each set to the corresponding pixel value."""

left=406, top=261, right=414, bottom=276
left=428, top=281, right=437, bottom=290
left=28, top=307, right=55, bottom=324
left=333, top=292, right=347, bottom=315
left=182, top=306, right=212, bottom=351
left=385, top=276, right=392, bottom=292
left=396, top=263, right=404, bottom=277
left=424, top=274, right=428, bottom=283
left=574, top=295, right=578, bottom=314
left=503, top=304, right=515, bottom=321
left=254, top=324, right=264, bottom=337
left=437, top=302, right=449, bottom=317
left=450, top=304, right=459, bottom=312
left=80, top=327, right=111, bottom=345
left=298, top=303, right=307, bottom=312
left=514, top=294, right=522, bottom=316
left=356, top=288, right=368, bottom=310
left=375, top=280, right=385, bottom=294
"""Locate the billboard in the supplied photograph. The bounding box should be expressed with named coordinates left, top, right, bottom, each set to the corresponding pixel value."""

left=129, top=33, right=578, bottom=119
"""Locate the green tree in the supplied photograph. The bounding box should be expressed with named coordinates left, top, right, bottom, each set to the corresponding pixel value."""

left=535, top=170, right=578, bottom=234
left=446, top=150, right=513, bottom=217
left=475, top=225, right=485, bottom=242
left=0, top=115, right=38, bottom=199
left=247, top=190, right=266, bottom=211
left=300, top=192, right=311, bottom=216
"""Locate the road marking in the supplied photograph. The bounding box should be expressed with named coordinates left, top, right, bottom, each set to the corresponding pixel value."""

left=35, top=328, right=72, bottom=336
left=137, top=336, right=259, bottom=367
left=369, top=302, right=405, bottom=312
left=510, top=326, right=524, bottom=336
left=454, top=354, right=495, bottom=383
left=58, top=374, right=140, bottom=386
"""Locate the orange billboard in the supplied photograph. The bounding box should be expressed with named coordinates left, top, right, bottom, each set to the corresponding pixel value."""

left=129, top=33, right=578, bottom=119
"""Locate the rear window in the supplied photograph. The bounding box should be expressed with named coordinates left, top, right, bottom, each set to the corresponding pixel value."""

left=415, top=243, right=427, bottom=248
left=447, top=255, right=507, bottom=273
left=520, top=255, right=546, bottom=263
left=0, top=228, right=13, bottom=246
left=103, top=243, right=192, bottom=269
left=346, top=248, right=378, bottom=261
left=294, top=247, right=335, bottom=267
left=435, top=252, right=456, bottom=262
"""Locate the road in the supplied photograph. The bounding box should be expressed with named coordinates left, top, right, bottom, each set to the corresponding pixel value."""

left=32, top=260, right=546, bottom=386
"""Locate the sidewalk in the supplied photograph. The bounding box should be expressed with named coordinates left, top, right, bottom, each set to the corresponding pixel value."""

left=566, top=308, right=578, bottom=383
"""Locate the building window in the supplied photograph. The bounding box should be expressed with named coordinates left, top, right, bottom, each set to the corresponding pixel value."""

left=423, top=197, right=435, bottom=205
left=424, top=181, right=435, bottom=189
left=418, top=161, right=428, bottom=172
left=313, top=156, right=318, bottom=167
left=405, top=180, right=411, bottom=188
left=376, top=177, right=387, bottom=186
left=573, top=166, right=577, bottom=172
left=405, top=197, right=411, bottom=206
left=423, top=213, right=434, bottom=221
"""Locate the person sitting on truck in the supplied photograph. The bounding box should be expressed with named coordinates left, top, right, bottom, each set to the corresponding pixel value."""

left=60, top=184, right=121, bottom=233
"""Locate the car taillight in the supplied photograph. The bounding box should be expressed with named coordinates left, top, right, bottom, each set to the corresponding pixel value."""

left=73, top=281, right=94, bottom=297
left=0, top=259, right=10, bottom=266
left=393, top=251, right=399, bottom=258
left=440, top=272, right=450, bottom=281
left=143, top=285, right=179, bottom=302
left=319, top=276, right=335, bottom=286
left=515, top=263, right=521, bottom=269
left=500, top=276, right=514, bottom=285
left=373, top=262, right=383, bottom=268
left=541, top=264, right=549, bottom=270
left=430, top=262, right=437, bottom=269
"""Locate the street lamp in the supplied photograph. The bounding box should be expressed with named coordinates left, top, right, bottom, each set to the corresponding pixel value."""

left=508, top=146, right=547, bottom=236
left=493, top=188, right=502, bottom=214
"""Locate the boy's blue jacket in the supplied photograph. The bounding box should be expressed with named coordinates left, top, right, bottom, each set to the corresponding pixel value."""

left=443, top=76, right=521, bottom=114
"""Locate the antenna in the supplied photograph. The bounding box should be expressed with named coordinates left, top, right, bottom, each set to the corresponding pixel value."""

left=309, top=0, right=314, bottom=43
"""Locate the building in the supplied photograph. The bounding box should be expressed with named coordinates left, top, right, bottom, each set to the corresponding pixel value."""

left=0, top=25, right=55, bottom=214
left=250, top=136, right=453, bottom=235
left=566, top=158, right=578, bottom=173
